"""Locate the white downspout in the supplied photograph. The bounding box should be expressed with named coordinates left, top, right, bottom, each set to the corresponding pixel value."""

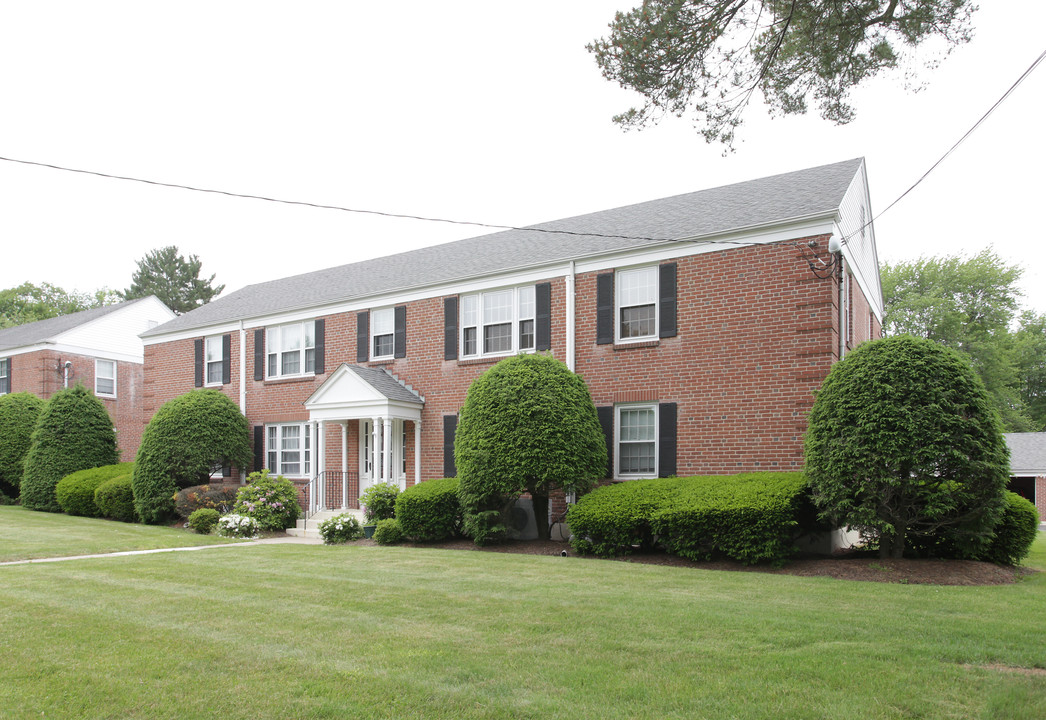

left=566, top=260, right=576, bottom=371
left=239, top=321, right=247, bottom=483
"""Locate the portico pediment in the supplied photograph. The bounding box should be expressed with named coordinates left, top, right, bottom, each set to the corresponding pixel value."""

left=304, top=363, right=423, bottom=422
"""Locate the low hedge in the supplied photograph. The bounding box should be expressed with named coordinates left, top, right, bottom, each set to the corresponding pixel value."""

left=396, top=477, right=461, bottom=542
left=55, top=462, right=135, bottom=517
left=567, top=472, right=814, bottom=565
left=95, top=474, right=137, bottom=522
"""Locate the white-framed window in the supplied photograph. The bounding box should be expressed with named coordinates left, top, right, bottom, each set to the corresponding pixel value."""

left=95, top=359, right=116, bottom=397
left=460, top=285, right=536, bottom=358
left=266, top=321, right=315, bottom=378
left=205, top=335, right=224, bottom=385
left=615, top=404, right=657, bottom=478
left=0, top=357, right=8, bottom=394
left=371, top=308, right=395, bottom=360
left=617, top=266, right=658, bottom=342
left=266, top=423, right=311, bottom=477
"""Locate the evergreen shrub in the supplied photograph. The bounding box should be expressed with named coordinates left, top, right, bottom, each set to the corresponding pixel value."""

left=188, top=508, right=220, bottom=534
left=133, top=389, right=252, bottom=524
left=980, top=492, right=1039, bottom=565
left=396, top=477, right=461, bottom=542
left=55, top=462, right=135, bottom=517
left=359, top=482, right=399, bottom=522
left=95, top=474, right=137, bottom=523
left=21, top=385, right=118, bottom=512
left=232, top=470, right=300, bottom=531
left=373, top=517, right=404, bottom=545
left=0, top=392, right=46, bottom=499
left=174, top=484, right=239, bottom=519
left=568, top=472, right=814, bottom=565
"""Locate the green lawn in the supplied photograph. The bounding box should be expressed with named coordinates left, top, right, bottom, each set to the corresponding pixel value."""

left=0, top=510, right=1043, bottom=719
left=0, top=505, right=235, bottom=562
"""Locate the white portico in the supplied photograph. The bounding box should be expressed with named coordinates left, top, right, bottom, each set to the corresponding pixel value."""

left=302, top=363, right=424, bottom=516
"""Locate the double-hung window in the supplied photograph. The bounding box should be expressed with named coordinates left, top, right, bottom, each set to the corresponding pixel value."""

left=0, top=358, right=8, bottom=394
left=371, top=308, right=395, bottom=360
left=95, top=359, right=116, bottom=397
left=616, top=404, right=656, bottom=477
left=205, top=336, right=224, bottom=385
left=460, top=286, right=536, bottom=358
left=267, top=321, right=315, bottom=378
left=266, top=423, right=311, bottom=477
left=617, top=267, right=658, bottom=341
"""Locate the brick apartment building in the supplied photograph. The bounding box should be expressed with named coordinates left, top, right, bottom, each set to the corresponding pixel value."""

left=0, top=296, right=176, bottom=459
left=140, top=159, right=883, bottom=514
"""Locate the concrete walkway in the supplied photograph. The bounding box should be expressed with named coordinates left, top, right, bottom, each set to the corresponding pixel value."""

left=0, top=533, right=322, bottom=567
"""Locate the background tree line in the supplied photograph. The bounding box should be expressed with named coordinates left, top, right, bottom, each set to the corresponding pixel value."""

left=881, top=248, right=1046, bottom=432
left=0, top=245, right=224, bottom=328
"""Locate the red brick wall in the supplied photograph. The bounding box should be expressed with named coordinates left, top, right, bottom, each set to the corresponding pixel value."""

left=1036, top=477, right=1046, bottom=521
left=142, top=238, right=879, bottom=490
left=4, top=349, right=145, bottom=460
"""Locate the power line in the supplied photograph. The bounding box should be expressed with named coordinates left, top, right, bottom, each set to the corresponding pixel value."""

left=842, top=45, right=1046, bottom=246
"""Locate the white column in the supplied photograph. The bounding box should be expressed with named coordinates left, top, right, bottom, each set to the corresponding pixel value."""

left=318, top=420, right=326, bottom=510
left=308, top=422, right=317, bottom=515
left=413, top=419, right=421, bottom=491
left=382, top=417, right=393, bottom=484
left=341, top=422, right=349, bottom=509
left=371, top=416, right=382, bottom=486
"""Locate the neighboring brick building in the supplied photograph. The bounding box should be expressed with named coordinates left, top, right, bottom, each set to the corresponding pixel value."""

left=1003, top=433, right=1046, bottom=523
left=140, top=159, right=883, bottom=516
left=0, top=296, right=176, bottom=459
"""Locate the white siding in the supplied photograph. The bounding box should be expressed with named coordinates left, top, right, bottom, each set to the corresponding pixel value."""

left=55, top=297, right=176, bottom=362
left=837, top=162, right=883, bottom=319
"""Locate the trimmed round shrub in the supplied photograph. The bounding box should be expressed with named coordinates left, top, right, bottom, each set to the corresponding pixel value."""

left=215, top=513, right=260, bottom=539
left=318, top=513, right=363, bottom=544
left=373, top=518, right=404, bottom=545
left=980, top=492, right=1040, bottom=565
left=134, top=389, right=252, bottom=524
left=174, top=484, right=239, bottom=520
left=455, top=354, right=606, bottom=544
left=567, top=476, right=683, bottom=557
left=21, top=385, right=118, bottom=513
left=0, top=392, right=46, bottom=500
left=56, top=462, right=135, bottom=517
left=232, top=470, right=300, bottom=531
left=95, top=474, right=137, bottom=523
left=805, top=335, right=1010, bottom=559
left=396, top=477, right=461, bottom=542
left=188, top=508, right=220, bottom=534
left=360, top=482, right=400, bottom=522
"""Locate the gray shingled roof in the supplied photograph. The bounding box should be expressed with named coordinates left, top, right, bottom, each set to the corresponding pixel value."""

left=0, top=298, right=145, bottom=353
left=1005, top=433, right=1046, bottom=474
left=143, top=158, right=863, bottom=337
left=343, top=365, right=424, bottom=404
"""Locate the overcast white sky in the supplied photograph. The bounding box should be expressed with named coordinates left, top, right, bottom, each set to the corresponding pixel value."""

left=2, top=2, right=1044, bottom=314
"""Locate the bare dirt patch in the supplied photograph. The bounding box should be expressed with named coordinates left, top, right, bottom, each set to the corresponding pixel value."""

left=375, top=538, right=1035, bottom=586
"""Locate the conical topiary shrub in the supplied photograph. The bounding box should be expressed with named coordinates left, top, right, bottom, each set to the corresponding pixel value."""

left=20, top=385, right=118, bottom=512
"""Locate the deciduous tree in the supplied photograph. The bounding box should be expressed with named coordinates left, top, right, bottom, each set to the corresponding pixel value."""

left=0, top=282, right=119, bottom=328
left=589, top=1, right=976, bottom=146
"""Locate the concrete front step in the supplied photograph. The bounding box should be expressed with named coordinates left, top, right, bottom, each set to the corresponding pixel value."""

left=286, top=509, right=366, bottom=540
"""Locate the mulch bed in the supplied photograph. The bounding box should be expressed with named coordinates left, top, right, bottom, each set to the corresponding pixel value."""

left=365, top=537, right=1035, bottom=586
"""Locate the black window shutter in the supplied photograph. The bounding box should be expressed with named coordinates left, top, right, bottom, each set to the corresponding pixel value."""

left=253, top=425, right=265, bottom=473
left=356, top=311, right=370, bottom=363
left=444, top=296, right=458, bottom=361
left=597, top=406, right=614, bottom=479
left=193, top=338, right=204, bottom=388
left=659, top=262, right=678, bottom=338
left=314, top=318, right=325, bottom=374
left=394, top=306, right=407, bottom=358
left=443, top=414, right=458, bottom=477
left=253, top=329, right=265, bottom=381
left=535, top=282, right=552, bottom=351
left=596, top=272, right=614, bottom=345
left=221, top=334, right=232, bottom=385
left=658, top=402, right=677, bottom=478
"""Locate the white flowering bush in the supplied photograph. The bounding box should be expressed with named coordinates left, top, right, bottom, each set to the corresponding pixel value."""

left=216, top=513, right=260, bottom=540
left=318, top=513, right=363, bottom=545
left=233, top=469, right=301, bottom=530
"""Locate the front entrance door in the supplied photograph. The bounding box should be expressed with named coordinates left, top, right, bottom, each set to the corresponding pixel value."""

left=359, top=419, right=405, bottom=491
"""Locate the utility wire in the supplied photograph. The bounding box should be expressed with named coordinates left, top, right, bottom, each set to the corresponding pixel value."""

left=841, top=45, right=1046, bottom=246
